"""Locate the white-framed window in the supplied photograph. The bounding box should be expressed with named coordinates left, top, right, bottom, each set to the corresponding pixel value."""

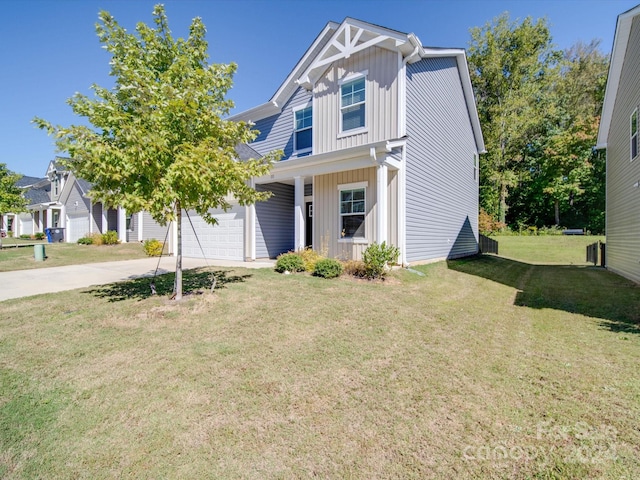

left=339, top=182, right=366, bottom=238
left=293, top=104, right=312, bottom=154
left=52, top=176, right=59, bottom=197
left=340, top=73, right=366, bottom=133
left=126, top=213, right=133, bottom=231
left=631, top=108, right=638, bottom=161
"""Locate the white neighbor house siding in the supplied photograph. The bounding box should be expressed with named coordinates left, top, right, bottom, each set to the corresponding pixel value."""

left=605, top=15, right=640, bottom=283
left=405, top=57, right=479, bottom=263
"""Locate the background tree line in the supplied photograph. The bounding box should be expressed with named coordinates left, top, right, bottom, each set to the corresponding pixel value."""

left=468, top=13, right=609, bottom=233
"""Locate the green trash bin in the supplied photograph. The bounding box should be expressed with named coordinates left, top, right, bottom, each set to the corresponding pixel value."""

left=34, top=244, right=46, bottom=262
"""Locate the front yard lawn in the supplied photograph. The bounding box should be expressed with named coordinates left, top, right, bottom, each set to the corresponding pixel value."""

left=0, top=242, right=148, bottom=272
left=1, top=253, right=638, bottom=478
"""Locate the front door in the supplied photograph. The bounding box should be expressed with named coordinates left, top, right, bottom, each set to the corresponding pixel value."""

left=305, top=202, right=313, bottom=248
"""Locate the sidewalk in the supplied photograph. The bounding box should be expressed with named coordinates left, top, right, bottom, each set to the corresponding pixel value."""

left=0, top=257, right=274, bottom=302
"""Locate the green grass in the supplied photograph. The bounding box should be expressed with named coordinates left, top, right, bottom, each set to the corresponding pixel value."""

left=0, top=242, right=148, bottom=272
left=492, top=234, right=605, bottom=264
left=0, top=238, right=639, bottom=478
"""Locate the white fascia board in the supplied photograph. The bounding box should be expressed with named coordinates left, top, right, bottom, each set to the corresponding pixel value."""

left=229, top=22, right=339, bottom=123
left=597, top=6, right=640, bottom=148
left=228, top=101, right=280, bottom=123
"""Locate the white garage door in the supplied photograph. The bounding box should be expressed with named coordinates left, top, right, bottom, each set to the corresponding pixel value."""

left=181, top=206, right=245, bottom=261
left=67, top=214, right=90, bottom=243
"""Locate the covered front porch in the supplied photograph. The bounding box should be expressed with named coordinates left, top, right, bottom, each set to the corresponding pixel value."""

left=246, top=139, right=406, bottom=263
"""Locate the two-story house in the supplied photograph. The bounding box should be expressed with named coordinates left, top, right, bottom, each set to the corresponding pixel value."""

left=597, top=5, right=640, bottom=284
left=180, top=18, right=485, bottom=265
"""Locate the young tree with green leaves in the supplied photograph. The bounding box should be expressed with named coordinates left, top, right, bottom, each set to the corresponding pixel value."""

left=34, top=5, right=280, bottom=299
left=0, top=163, right=26, bottom=247
left=468, top=13, right=560, bottom=225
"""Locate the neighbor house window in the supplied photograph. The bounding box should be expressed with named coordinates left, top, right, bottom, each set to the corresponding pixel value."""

left=126, top=213, right=133, bottom=231
left=340, top=75, right=366, bottom=132
left=52, top=177, right=59, bottom=197
left=294, top=105, right=312, bottom=153
left=473, top=153, right=478, bottom=180
left=340, top=187, right=365, bottom=238
left=632, top=109, right=638, bottom=161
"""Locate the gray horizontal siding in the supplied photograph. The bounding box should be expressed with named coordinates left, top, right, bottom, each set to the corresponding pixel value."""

left=65, top=183, right=90, bottom=216
left=142, top=212, right=169, bottom=241
left=255, top=182, right=294, bottom=258
left=250, top=87, right=312, bottom=160
left=405, top=57, right=479, bottom=262
left=605, top=15, right=640, bottom=283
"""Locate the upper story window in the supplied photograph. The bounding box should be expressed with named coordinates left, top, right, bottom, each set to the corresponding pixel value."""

left=631, top=108, right=638, bottom=161
left=52, top=176, right=59, bottom=197
left=294, top=105, right=312, bottom=154
left=340, top=74, right=366, bottom=132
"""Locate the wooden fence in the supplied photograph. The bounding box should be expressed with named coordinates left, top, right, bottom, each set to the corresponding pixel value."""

left=479, top=234, right=499, bottom=255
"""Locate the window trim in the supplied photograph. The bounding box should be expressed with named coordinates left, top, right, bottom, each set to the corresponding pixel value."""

left=473, top=153, right=478, bottom=181
left=292, top=103, right=313, bottom=154
left=338, top=181, right=368, bottom=239
left=631, top=108, right=638, bottom=161
left=339, top=72, right=368, bottom=135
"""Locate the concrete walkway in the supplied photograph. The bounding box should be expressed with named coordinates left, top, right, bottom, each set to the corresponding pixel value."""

left=0, top=257, right=275, bottom=302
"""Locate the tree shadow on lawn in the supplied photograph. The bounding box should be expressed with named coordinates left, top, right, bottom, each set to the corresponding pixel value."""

left=84, top=267, right=251, bottom=302
left=447, top=255, right=640, bottom=334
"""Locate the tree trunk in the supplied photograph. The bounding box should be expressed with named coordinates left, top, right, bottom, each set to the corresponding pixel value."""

left=174, top=202, right=183, bottom=300
left=554, top=199, right=560, bottom=226
left=499, top=182, right=508, bottom=225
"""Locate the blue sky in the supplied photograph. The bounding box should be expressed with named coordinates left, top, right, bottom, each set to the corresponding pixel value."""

left=2, top=0, right=638, bottom=177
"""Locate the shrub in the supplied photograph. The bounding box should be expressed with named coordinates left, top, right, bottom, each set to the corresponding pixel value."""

left=77, top=236, right=93, bottom=245
left=342, top=259, right=367, bottom=278
left=362, top=241, right=400, bottom=279
left=479, top=208, right=506, bottom=235
left=34, top=232, right=46, bottom=240
left=275, top=252, right=305, bottom=273
left=89, top=232, right=104, bottom=245
left=143, top=239, right=164, bottom=257
left=102, top=230, right=120, bottom=245
left=298, top=248, right=323, bottom=272
left=313, top=258, right=343, bottom=278
left=19, top=234, right=31, bottom=240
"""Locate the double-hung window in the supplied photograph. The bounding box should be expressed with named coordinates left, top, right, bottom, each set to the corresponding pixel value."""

left=632, top=108, right=638, bottom=161
left=294, top=105, right=312, bottom=154
left=340, top=75, right=366, bottom=132
left=340, top=186, right=366, bottom=238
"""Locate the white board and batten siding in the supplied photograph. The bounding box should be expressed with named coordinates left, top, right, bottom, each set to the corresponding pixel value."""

left=181, top=207, right=245, bottom=261
left=405, top=57, right=479, bottom=263
left=314, top=46, right=399, bottom=155
left=605, top=15, right=640, bottom=283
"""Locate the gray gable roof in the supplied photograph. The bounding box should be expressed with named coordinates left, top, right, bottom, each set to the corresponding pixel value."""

left=76, top=178, right=93, bottom=196
left=15, top=176, right=45, bottom=188
left=24, top=187, right=50, bottom=205
left=235, top=143, right=261, bottom=161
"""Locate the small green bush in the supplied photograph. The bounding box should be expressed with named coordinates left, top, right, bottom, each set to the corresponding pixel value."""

left=362, top=241, right=400, bottom=279
left=275, top=252, right=305, bottom=273
left=19, top=234, right=31, bottom=240
left=34, top=232, right=46, bottom=240
left=102, top=230, right=120, bottom=245
left=313, top=258, right=343, bottom=279
left=143, top=239, right=164, bottom=257
left=77, top=236, right=93, bottom=245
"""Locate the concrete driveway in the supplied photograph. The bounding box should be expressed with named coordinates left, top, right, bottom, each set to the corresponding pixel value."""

left=0, top=256, right=274, bottom=302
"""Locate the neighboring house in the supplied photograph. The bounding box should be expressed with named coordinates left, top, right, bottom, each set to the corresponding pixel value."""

left=1, top=175, right=46, bottom=237
left=597, top=5, right=640, bottom=284
left=10, top=158, right=172, bottom=249
left=182, top=18, right=485, bottom=264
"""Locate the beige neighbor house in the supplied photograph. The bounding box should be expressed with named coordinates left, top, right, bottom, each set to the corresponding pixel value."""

left=180, top=18, right=485, bottom=265
left=597, top=5, right=640, bottom=284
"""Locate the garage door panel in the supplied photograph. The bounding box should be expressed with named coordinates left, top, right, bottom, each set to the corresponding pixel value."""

left=181, top=207, right=244, bottom=261
left=67, top=215, right=90, bottom=243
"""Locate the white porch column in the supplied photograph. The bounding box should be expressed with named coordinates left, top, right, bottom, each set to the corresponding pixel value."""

left=46, top=208, right=52, bottom=229
left=376, top=164, right=388, bottom=245
left=137, top=212, right=144, bottom=242
left=101, top=205, right=108, bottom=234
left=245, top=179, right=257, bottom=261
left=398, top=148, right=407, bottom=266
left=60, top=205, right=66, bottom=228
left=294, top=176, right=305, bottom=252
left=89, top=201, right=93, bottom=234
left=117, top=206, right=127, bottom=243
